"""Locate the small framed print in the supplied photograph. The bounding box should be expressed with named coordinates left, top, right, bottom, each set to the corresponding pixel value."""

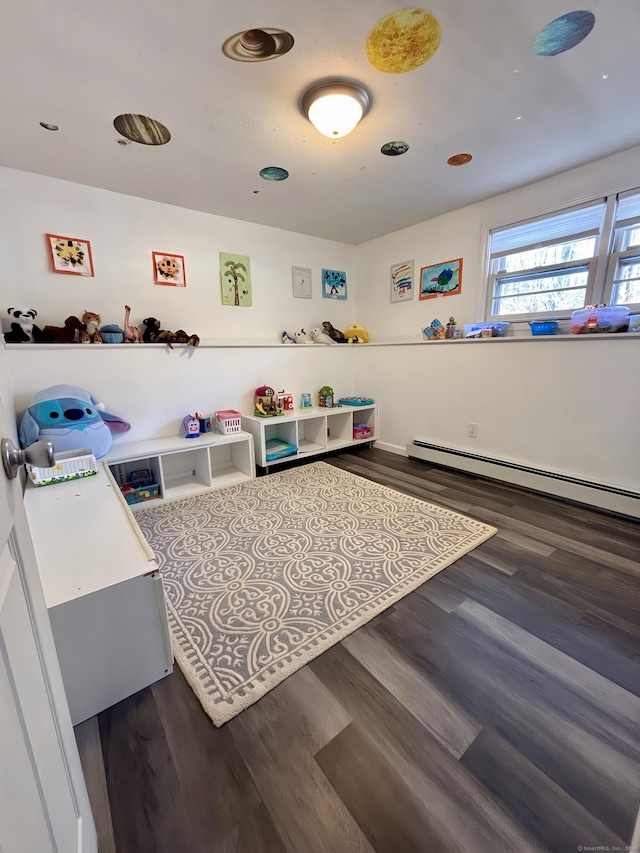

left=152, top=251, right=186, bottom=287
left=292, top=266, right=312, bottom=299
left=322, top=268, right=347, bottom=300
left=390, top=260, right=414, bottom=303
left=419, top=258, right=463, bottom=300
left=46, top=234, right=94, bottom=276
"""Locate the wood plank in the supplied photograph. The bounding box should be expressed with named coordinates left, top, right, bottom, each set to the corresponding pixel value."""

left=342, top=628, right=481, bottom=758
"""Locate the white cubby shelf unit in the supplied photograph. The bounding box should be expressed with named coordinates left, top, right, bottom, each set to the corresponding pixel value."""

left=106, top=431, right=255, bottom=508
left=242, top=404, right=377, bottom=470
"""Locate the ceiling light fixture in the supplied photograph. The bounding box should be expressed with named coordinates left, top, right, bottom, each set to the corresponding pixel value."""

left=301, top=79, right=371, bottom=139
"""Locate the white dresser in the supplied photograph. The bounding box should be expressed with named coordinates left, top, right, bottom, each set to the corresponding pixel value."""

left=24, top=466, right=173, bottom=725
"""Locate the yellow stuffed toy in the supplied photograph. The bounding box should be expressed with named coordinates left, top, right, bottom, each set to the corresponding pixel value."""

left=343, top=323, right=369, bottom=343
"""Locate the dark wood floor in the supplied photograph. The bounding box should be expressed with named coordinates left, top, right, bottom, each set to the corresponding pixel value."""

left=77, top=448, right=640, bottom=853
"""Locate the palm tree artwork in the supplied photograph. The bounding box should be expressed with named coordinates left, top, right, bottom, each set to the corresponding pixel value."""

left=220, top=252, right=252, bottom=306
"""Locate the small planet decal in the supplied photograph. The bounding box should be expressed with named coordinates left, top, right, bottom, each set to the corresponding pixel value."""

left=222, top=28, right=294, bottom=62
left=366, top=8, right=441, bottom=74
left=259, top=167, right=289, bottom=181
left=381, top=140, right=410, bottom=156
left=534, top=11, right=595, bottom=56
left=113, top=114, right=171, bottom=145
left=447, top=153, right=472, bottom=166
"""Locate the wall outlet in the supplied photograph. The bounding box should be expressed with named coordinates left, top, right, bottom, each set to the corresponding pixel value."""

left=468, top=422, right=479, bottom=439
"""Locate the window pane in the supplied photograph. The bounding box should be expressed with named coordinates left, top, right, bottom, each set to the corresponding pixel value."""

left=494, top=286, right=586, bottom=315
left=496, top=268, right=588, bottom=297
left=626, top=227, right=640, bottom=248
left=494, top=237, right=596, bottom=273
left=612, top=258, right=640, bottom=304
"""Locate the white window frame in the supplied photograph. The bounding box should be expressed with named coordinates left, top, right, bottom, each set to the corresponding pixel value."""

left=484, top=190, right=640, bottom=323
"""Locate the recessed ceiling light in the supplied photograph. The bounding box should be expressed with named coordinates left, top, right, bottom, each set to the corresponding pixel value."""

left=301, top=79, right=371, bottom=139
left=447, top=153, right=472, bottom=166
left=39, top=122, right=59, bottom=131
left=113, top=114, right=171, bottom=145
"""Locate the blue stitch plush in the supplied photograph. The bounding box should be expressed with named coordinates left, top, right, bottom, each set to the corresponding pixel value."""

left=19, top=384, right=130, bottom=458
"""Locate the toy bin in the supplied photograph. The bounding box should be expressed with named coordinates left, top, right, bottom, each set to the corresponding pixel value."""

left=628, top=314, right=640, bottom=332
left=529, top=320, right=558, bottom=336
left=353, top=423, right=373, bottom=439
left=463, top=322, right=509, bottom=338
left=571, top=305, right=629, bottom=334
left=214, top=410, right=242, bottom=434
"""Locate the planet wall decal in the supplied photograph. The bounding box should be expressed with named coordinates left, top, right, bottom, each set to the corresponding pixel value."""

left=534, top=11, right=595, bottom=56
left=113, top=114, right=171, bottom=145
left=366, top=8, right=442, bottom=74
left=259, top=167, right=289, bottom=181
left=447, top=153, right=472, bottom=166
left=381, top=140, right=410, bottom=156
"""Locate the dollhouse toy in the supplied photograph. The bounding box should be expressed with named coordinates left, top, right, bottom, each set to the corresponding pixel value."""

left=254, top=385, right=280, bottom=417
left=183, top=414, right=200, bottom=438
left=319, top=385, right=335, bottom=407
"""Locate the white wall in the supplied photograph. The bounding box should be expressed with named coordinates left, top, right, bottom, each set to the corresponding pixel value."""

left=354, top=146, right=640, bottom=493
left=3, top=149, right=640, bottom=495
left=1, top=167, right=359, bottom=442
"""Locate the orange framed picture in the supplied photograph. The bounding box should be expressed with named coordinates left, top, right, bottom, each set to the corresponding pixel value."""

left=152, top=251, right=186, bottom=287
left=46, top=233, right=94, bottom=276
left=419, top=257, right=462, bottom=300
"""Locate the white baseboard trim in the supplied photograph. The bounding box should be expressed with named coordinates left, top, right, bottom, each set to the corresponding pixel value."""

left=407, top=441, right=640, bottom=519
left=372, top=441, right=406, bottom=456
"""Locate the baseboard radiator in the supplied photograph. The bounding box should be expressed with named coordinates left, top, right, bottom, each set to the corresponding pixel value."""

left=407, top=441, right=640, bottom=519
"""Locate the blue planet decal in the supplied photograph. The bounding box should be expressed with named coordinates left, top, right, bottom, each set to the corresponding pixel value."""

left=534, top=11, right=595, bottom=56
left=259, top=166, right=289, bottom=181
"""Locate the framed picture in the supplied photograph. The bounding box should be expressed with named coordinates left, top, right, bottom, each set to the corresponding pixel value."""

left=419, top=258, right=463, bottom=300
left=46, top=233, right=94, bottom=276
left=220, top=252, right=252, bottom=306
left=390, top=260, right=415, bottom=303
left=322, top=268, right=347, bottom=300
left=292, top=266, right=312, bottom=299
left=152, top=251, right=186, bottom=287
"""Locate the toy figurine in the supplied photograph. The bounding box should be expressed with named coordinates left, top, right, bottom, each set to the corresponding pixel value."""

left=254, top=385, right=280, bottom=417
left=183, top=414, right=200, bottom=438
left=319, top=385, right=334, bottom=407
left=445, top=316, right=457, bottom=338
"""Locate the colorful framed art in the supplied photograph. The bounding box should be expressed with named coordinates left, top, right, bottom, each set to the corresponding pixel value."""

left=322, top=268, right=347, bottom=300
left=46, top=234, right=94, bottom=276
left=419, top=258, right=462, bottom=300
left=390, top=260, right=415, bottom=302
left=220, top=252, right=252, bottom=306
left=152, top=251, right=186, bottom=287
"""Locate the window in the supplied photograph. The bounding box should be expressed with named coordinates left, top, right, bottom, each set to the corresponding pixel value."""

left=486, top=188, right=640, bottom=321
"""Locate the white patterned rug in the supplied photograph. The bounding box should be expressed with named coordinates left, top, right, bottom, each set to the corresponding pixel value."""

left=135, top=461, right=496, bottom=726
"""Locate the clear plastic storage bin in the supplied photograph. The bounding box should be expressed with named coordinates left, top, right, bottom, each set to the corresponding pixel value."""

left=570, top=306, right=630, bottom=334
left=463, top=322, right=509, bottom=338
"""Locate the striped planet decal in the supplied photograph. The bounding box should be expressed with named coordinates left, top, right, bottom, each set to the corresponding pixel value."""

left=113, top=114, right=171, bottom=145
left=534, top=11, right=595, bottom=56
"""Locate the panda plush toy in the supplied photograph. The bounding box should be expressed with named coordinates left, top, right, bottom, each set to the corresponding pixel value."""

left=4, top=307, right=43, bottom=343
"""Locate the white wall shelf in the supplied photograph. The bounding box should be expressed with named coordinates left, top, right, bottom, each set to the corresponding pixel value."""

left=106, top=430, right=255, bottom=508
left=242, top=405, right=377, bottom=469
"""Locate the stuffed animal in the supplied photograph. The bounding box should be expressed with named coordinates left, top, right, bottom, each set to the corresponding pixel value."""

left=308, top=326, right=336, bottom=345
left=18, top=384, right=130, bottom=459
left=343, top=323, right=369, bottom=343
left=79, top=311, right=102, bottom=344
left=4, top=308, right=43, bottom=343
left=173, top=330, right=200, bottom=347
left=293, top=329, right=313, bottom=344
left=322, top=321, right=347, bottom=343
left=41, top=315, right=86, bottom=343
left=282, top=331, right=294, bottom=344
left=123, top=305, right=143, bottom=343
left=142, top=317, right=162, bottom=342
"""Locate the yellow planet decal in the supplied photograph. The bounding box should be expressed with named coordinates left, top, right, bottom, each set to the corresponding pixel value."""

left=366, top=8, right=441, bottom=74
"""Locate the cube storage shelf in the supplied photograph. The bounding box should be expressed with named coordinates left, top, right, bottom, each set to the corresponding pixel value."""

left=106, top=431, right=255, bottom=508
left=242, top=405, right=376, bottom=469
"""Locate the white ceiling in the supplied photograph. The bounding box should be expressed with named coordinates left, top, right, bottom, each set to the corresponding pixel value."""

left=1, top=0, right=638, bottom=244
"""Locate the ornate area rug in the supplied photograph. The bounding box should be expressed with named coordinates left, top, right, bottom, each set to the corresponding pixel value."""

left=135, top=461, right=496, bottom=726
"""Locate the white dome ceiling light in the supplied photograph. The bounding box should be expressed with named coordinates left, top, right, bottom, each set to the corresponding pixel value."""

left=301, top=79, right=371, bottom=139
